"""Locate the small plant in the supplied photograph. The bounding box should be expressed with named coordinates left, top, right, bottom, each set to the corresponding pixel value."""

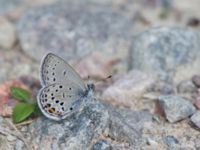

left=10, top=87, right=40, bottom=123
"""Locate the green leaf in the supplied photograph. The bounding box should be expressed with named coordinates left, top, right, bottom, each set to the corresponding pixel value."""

left=10, top=87, right=31, bottom=102
left=12, top=103, right=35, bottom=123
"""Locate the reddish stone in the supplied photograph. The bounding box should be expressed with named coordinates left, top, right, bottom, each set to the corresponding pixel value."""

left=0, top=79, right=28, bottom=116
left=194, top=96, right=200, bottom=110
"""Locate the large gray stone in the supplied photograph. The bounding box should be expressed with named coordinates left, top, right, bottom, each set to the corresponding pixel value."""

left=128, top=26, right=200, bottom=83
left=17, top=1, right=133, bottom=61
left=25, top=98, right=152, bottom=150
left=159, top=95, right=196, bottom=123
left=0, top=0, right=23, bottom=15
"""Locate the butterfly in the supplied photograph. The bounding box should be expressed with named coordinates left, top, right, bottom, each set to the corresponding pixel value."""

left=37, top=53, right=94, bottom=121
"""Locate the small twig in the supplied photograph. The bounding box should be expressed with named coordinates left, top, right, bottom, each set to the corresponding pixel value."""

left=15, top=119, right=34, bottom=127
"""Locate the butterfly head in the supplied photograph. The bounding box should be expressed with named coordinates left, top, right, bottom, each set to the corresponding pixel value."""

left=86, top=83, right=95, bottom=97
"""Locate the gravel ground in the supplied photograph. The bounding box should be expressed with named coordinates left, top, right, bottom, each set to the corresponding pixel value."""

left=0, top=0, right=200, bottom=150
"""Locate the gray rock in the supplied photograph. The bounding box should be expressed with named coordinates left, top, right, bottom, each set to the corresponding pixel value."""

left=6, top=135, right=16, bottom=142
left=195, top=138, right=200, bottom=149
left=191, top=111, right=200, bottom=128
left=0, top=0, right=23, bottom=15
left=118, top=108, right=152, bottom=131
left=0, top=135, right=11, bottom=150
left=128, top=26, right=200, bottom=83
left=192, top=75, right=200, bottom=88
left=26, top=98, right=151, bottom=149
left=177, top=80, right=197, bottom=94
left=150, top=81, right=175, bottom=94
left=163, top=135, right=179, bottom=147
left=158, top=95, right=196, bottom=123
left=17, top=1, right=133, bottom=61
left=14, top=140, right=25, bottom=150
left=92, top=140, right=111, bottom=150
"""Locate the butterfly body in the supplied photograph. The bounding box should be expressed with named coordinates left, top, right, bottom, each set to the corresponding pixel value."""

left=37, top=53, right=94, bottom=121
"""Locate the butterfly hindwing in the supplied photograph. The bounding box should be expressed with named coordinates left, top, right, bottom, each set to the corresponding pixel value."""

left=37, top=82, right=83, bottom=121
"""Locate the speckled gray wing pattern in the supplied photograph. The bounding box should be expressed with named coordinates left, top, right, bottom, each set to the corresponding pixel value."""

left=40, top=53, right=86, bottom=90
left=37, top=82, right=83, bottom=121
left=37, top=53, right=87, bottom=121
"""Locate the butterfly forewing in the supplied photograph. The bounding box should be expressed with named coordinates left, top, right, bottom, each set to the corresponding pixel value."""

left=40, top=53, right=86, bottom=90
left=37, top=83, right=83, bottom=120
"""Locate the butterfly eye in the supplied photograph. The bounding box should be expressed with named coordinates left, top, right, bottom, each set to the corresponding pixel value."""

left=70, top=107, right=73, bottom=111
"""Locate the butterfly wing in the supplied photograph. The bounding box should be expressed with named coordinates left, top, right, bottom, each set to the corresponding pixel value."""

left=37, top=82, right=84, bottom=121
left=40, top=53, right=86, bottom=90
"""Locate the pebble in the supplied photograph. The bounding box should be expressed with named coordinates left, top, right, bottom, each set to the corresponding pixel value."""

left=192, top=75, right=200, bottom=88
left=146, top=138, right=158, bottom=146
left=150, top=81, right=175, bottom=94
left=194, top=97, right=200, bottom=110
left=195, top=137, right=200, bottom=149
left=92, top=140, right=111, bottom=150
left=15, top=140, right=24, bottom=150
left=7, top=135, right=16, bottom=142
left=159, top=95, right=196, bottom=123
left=163, top=135, right=179, bottom=147
left=177, top=80, right=197, bottom=94
left=190, top=111, right=200, bottom=128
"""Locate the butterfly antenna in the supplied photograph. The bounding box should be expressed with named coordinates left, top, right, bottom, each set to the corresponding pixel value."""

left=94, top=75, right=112, bottom=86
left=106, top=75, right=112, bottom=79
